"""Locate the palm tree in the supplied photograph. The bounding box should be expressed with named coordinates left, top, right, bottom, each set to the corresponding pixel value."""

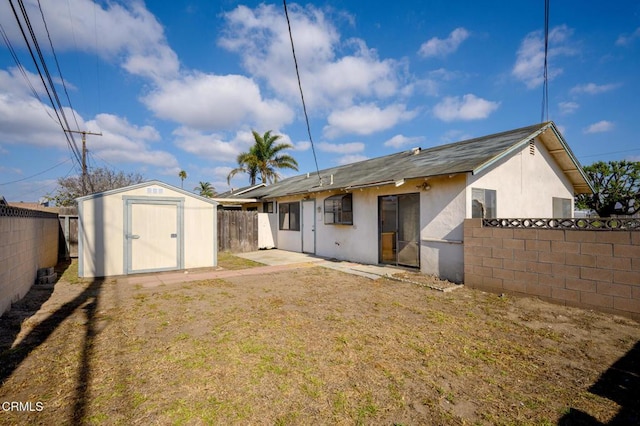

left=178, top=170, right=187, bottom=188
left=227, top=130, right=298, bottom=185
left=194, top=181, right=215, bottom=198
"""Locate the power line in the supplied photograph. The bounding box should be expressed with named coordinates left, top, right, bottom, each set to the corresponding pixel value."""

left=0, top=158, right=72, bottom=186
left=283, top=0, right=322, bottom=183
left=579, top=148, right=640, bottom=160
left=8, top=0, right=83, bottom=166
left=37, top=0, right=81, bottom=130
left=0, top=22, right=58, bottom=124
left=541, top=0, right=550, bottom=123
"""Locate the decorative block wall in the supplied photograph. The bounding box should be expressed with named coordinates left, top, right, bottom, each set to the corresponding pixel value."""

left=463, top=219, right=640, bottom=320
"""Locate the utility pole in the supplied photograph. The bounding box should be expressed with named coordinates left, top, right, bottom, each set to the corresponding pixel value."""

left=64, top=129, right=102, bottom=196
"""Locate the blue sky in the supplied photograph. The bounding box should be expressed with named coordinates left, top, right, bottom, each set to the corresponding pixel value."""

left=1, top=0, right=639, bottom=202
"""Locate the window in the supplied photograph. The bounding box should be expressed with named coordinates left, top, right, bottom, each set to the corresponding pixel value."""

left=471, top=188, right=497, bottom=219
left=553, top=197, right=572, bottom=218
left=279, top=202, right=300, bottom=231
left=324, top=193, right=353, bottom=225
left=263, top=201, right=274, bottom=213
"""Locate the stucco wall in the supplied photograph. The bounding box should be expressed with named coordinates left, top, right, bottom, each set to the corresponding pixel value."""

left=0, top=209, right=59, bottom=316
left=79, top=183, right=216, bottom=277
left=464, top=219, right=640, bottom=320
left=275, top=195, right=303, bottom=253
left=277, top=176, right=468, bottom=280
left=420, top=174, right=466, bottom=282
left=467, top=138, right=575, bottom=218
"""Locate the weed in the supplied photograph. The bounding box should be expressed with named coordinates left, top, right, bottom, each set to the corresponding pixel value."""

left=333, top=391, right=348, bottom=414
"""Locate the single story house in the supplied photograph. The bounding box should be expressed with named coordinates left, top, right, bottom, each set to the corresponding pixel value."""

left=77, top=180, right=218, bottom=278
left=215, top=122, right=593, bottom=282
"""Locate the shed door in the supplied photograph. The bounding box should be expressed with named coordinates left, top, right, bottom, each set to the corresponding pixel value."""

left=126, top=202, right=180, bottom=274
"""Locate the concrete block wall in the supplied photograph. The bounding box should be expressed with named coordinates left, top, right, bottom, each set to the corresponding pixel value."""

left=463, top=219, right=640, bottom=320
left=0, top=209, right=59, bottom=316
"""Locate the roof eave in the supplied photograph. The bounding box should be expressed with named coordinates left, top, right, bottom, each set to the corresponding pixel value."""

left=546, top=124, right=595, bottom=194
left=472, top=124, right=549, bottom=176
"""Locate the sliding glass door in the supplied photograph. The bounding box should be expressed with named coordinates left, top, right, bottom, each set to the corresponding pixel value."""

left=379, top=193, right=420, bottom=267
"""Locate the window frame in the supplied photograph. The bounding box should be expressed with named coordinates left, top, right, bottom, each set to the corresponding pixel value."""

left=263, top=201, right=274, bottom=213
left=324, top=193, right=353, bottom=225
left=552, top=197, right=572, bottom=218
left=278, top=201, right=300, bottom=231
left=471, top=188, right=497, bottom=219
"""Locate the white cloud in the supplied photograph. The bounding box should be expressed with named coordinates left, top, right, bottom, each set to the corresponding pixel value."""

left=143, top=72, right=294, bottom=131
left=0, top=0, right=180, bottom=82
left=324, top=103, right=416, bottom=138
left=317, top=142, right=365, bottom=154
left=218, top=4, right=407, bottom=110
left=512, top=25, right=575, bottom=89
left=616, top=27, right=640, bottom=46
left=84, top=114, right=177, bottom=168
left=558, top=101, right=579, bottom=115
left=584, top=121, right=614, bottom=134
left=94, top=114, right=160, bottom=141
left=384, top=134, right=425, bottom=149
left=337, top=154, right=368, bottom=165
left=570, top=83, right=620, bottom=95
left=418, top=28, right=470, bottom=58
left=433, top=94, right=499, bottom=122
left=0, top=67, right=177, bottom=170
left=293, top=141, right=312, bottom=151
left=172, top=127, right=247, bottom=163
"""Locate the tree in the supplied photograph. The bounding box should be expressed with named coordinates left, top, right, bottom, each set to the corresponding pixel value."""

left=194, top=181, right=215, bottom=198
left=575, top=160, right=640, bottom=217
left=227, top=130, right=298, bottom=185
left=47, top=167, right=144, bottom=206
left=178, top=170, right=187, bottom=188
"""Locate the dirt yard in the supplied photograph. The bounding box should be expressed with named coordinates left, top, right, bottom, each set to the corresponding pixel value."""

left=0, top=257, right=638, bottom=425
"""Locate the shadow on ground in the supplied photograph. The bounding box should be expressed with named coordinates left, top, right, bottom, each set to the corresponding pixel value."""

left=0, top=260, right=104, bottom=423
left=558, top=340, right=640, bottom=425
left=0, top=260, right=71, bottom=357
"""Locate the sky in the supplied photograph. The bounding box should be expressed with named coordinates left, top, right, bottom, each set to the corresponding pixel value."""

left=0, top=0, right=639, bottom=202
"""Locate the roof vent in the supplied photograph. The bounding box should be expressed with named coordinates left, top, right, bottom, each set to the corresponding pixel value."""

left=411, top=147, right=421, bottom=155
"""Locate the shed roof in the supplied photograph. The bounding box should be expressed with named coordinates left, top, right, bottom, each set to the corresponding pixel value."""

left=219, top=122, right=593, bottom=200
left=76, top=180, right=219, bottom=205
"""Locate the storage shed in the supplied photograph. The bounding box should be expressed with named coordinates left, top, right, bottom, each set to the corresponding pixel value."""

left=77, top=180, right=217, bottom=278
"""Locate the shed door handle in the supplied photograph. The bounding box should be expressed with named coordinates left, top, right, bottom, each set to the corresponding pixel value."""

left=127, top=234, right=140, bottom=239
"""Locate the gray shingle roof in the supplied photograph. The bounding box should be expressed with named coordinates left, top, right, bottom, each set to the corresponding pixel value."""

left=219, top=122, right=592, bottom=200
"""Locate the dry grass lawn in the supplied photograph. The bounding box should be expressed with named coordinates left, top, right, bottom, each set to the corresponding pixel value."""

left=0, top=257, right=638, bottom=425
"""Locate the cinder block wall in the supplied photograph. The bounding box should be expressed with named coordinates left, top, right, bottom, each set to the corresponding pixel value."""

left=463, top=219, right=640, bottom=320
left=0, top=209, right=59, bottom=316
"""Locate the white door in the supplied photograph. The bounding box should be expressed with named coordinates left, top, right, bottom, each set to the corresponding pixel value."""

left=127, top=202, right=179, bottom=273
left=302, top=200, right=315, bottom=254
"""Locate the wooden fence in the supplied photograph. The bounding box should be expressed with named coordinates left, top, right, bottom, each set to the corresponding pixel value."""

left=217, top=210, right=258, bottom=253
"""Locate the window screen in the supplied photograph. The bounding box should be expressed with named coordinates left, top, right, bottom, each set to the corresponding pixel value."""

left=471, top=188, right=497, bottom=219
left=552, top=197, right=572, bottom=218
left=279, top=202, right=300, bottom=230
left=324, top=193, right=353, bottom=225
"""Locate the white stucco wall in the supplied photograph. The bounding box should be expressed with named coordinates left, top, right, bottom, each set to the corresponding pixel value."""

left=419, top=174, right=466, bottom=282
left=275, top=196, right=303, bottom=253
left=79, top=183, right=216, bottom=277
left=466, top=138, right=575, bottom=218
left=315, top=188, right=379, bottom=265
left=309, top=176, right=467, bottom=282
